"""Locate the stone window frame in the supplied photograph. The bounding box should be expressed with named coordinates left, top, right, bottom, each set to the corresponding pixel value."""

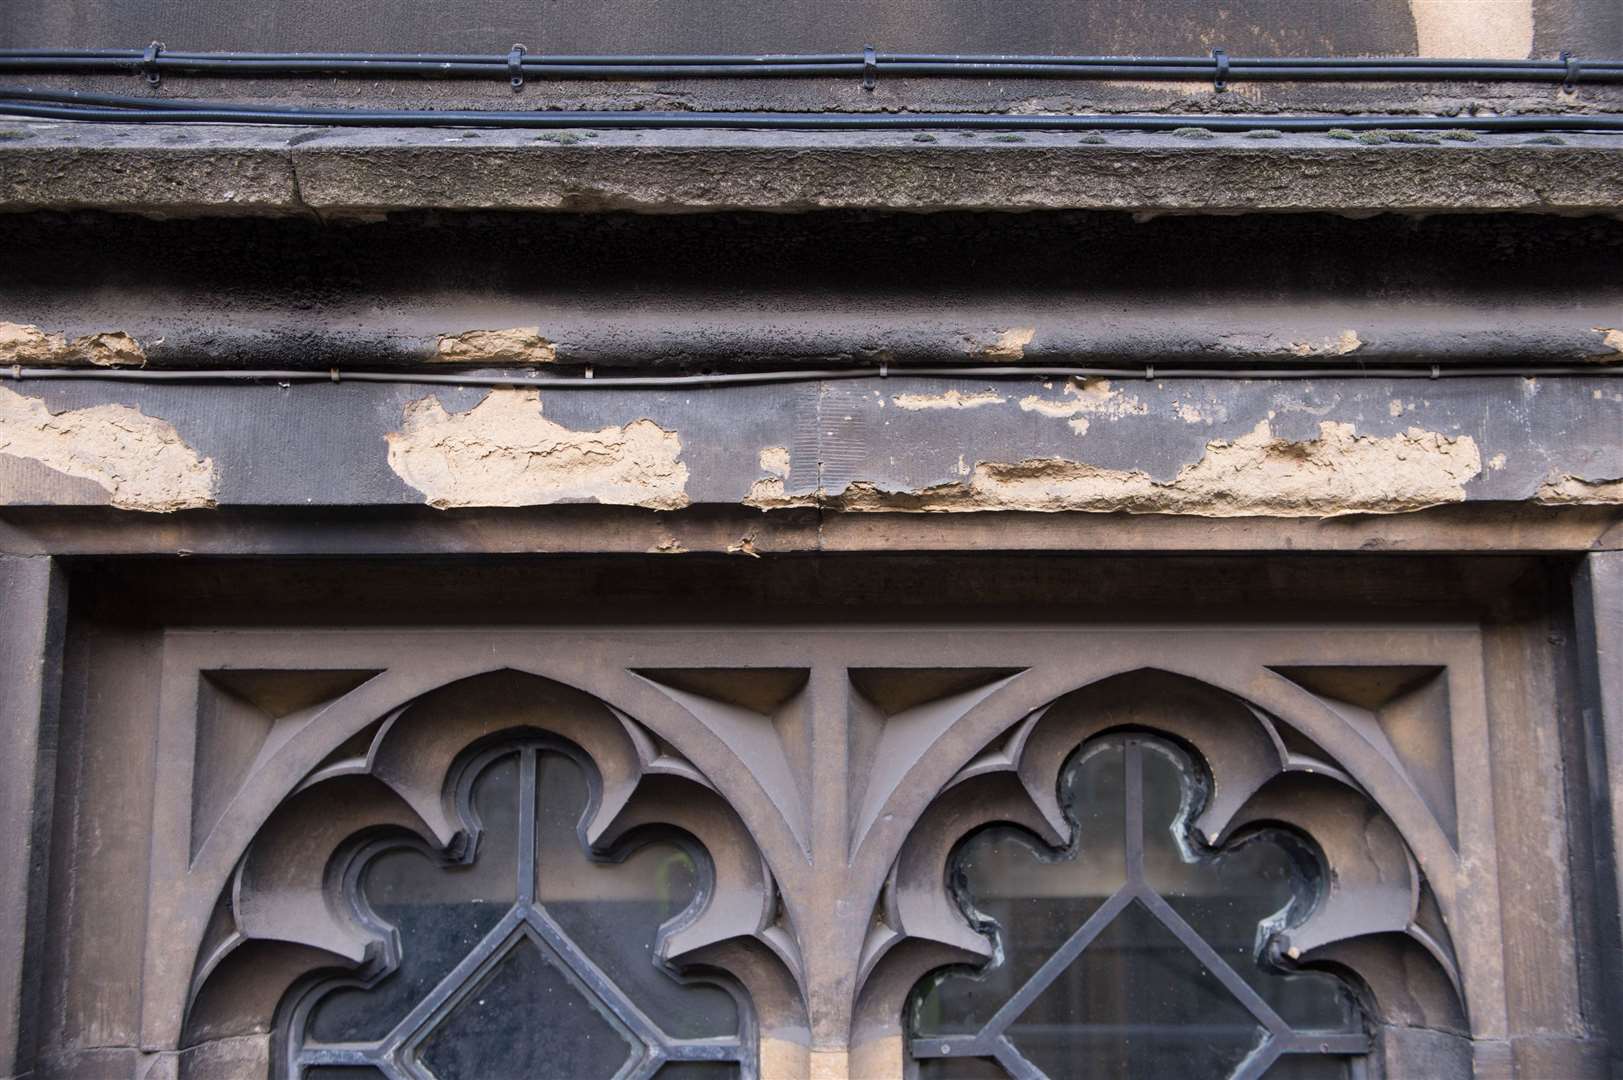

left=130, top=621, right=1501, bottom=1078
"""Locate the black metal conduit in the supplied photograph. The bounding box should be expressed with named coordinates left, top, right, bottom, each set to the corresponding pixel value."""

left=3, top=46, right=1622, bottom=84
left=5, top=365, right=1620, bottom=389
left=4, top=86, right=1623, bottom=131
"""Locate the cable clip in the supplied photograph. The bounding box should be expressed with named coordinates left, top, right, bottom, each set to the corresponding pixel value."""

left=1560, top=50, right=1582, bottom=92
left=329, top=367, right=340, bottom=383
left=509, top=44, right=527, bottom=91
left=141, top=41, right=164, bottom=87
left=584, top=364, right=594, bottom=380
left=863, top=44, right=878, bottom=91
left=879, top=361, right=888, bottom=378
left=1145, top=364, right=1155, bottom=381
left=1211, top=48, right=1229, bottom=93
left=1430, top=364, right=1441, bottom=380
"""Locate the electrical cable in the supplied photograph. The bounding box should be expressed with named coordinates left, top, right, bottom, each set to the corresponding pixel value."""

left=5, top=364, right=1620, bottom=390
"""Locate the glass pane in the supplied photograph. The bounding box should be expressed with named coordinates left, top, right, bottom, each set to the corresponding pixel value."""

left=1265, top=1056, right=1354, bottom=1079
left=1138, top=742, right=1360, bottom=1035
left=917, top=1056, right=1010, bottom=1079
left=417, top=934, right=638, bottom=1080
left=652, top=1063, right=743, bottom=1078
left=913, top=744, right=1127, bottom=1037
left=1007, top=900, right=1263, bottom=1077
left=535, top=753, right=740, bottom=1039
left=305, top=1069, right=386, bottom=1079
left=308, top=755, right=521, bottom=1043
left=910, top=734, right=1366, bottom=1080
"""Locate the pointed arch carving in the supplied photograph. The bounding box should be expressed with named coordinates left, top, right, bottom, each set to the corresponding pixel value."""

left=180, top=669, right=805, bottom=1078
left=857, top=669, right=1470, bottom=1078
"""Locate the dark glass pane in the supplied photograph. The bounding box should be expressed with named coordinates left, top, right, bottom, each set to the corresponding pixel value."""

left=1265, top=1055, right=1354, bottom=1079
left=917, top=1056, right=1010, bottom=1079
left=1006, top=900, right=1264, bottom=1079
left=535, top=753, right=739, bottom=1039
left=910, top=734, right=1366, bottom=1080
left=913, top=744, right=1126, bottom=1037
left=417, top=934, right=639, bottom=1080
left=1138, top=743, right=1359, bottom=1035
left=308, top=755, right=521, bottom=1043
left=305, top=1068, right=386, bottom=1079
left=652, top=1063, right=743, bottom=1078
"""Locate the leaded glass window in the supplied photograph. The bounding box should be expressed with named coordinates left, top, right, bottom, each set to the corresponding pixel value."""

left=910, top=734, right=1369, bottom=1079
left=281, top=737, right=749, bottom=1079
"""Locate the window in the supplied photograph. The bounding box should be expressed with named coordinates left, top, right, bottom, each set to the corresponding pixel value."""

left=910, top=734, right=1366, bottom=1079
left=283, top=737, right=747, bottom=1079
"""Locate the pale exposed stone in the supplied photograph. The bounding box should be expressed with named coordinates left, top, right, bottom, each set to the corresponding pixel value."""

left=820, top=420, right=1481, bottom=517
left=1536, top=475, right=1623, bottom=505
left=1020, top=378, right=1147, bottom=435
left=0, top=321, right=146, bottom=367
left=890, top=389, right=1006, bottom=410
left=759, top=445, right=791, bottom=477
left=0, top=385, right=215, bottom=511
left=981, top=327, right=1035, bottom=360
left=386, top=389, right=688, bottom=509
left=1411, top=0, right=1532, bottom=59
left=432, top=327, right=556, bottom=364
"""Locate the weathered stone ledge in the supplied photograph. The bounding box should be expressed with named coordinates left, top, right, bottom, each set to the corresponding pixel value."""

left=3, top=123, right=1623, bottom=217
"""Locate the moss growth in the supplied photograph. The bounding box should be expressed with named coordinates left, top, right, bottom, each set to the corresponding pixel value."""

left=1387, top=131, right=1442, bottom=144
left=535, top=131, right=584, bottom=145
left=1326, top=128, right=1357, bottom=140
left=1243, top=129, right=1283, bottom=139
left=1356, top=131, right=1392, bottom=145
left=1078, top=133, right=1108, bottom=144
left=1524, top=134, right=1566, bottom=145
left=1440, top=130, right=1479, bottom=142
left=0, top=129, right=30, bottom=141
left=989, top=133, right=1027, bottom=143
left=1171, top=126, right=1216, bottom=139
left=912, top=132, right=938, bottom=143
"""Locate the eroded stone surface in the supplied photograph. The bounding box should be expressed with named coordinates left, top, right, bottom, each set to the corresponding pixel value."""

left=0, top=385, right=215, bottom=511
left=0, top=322, right=146, bottom=367
left=386, top=388, right=688, bottom=509
left=891, top=389, right=1006, bottom=410
left=433, top=328, right=556, bottom=364
left=749, top=420, right=1481, bottom=517
left=1536, top=475, right=1623, bottom=505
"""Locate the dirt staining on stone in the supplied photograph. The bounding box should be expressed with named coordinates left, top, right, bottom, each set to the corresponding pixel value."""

left=0, top=322, right=146, bottom=367
left=0, top=386, right=216, bottom=511
left=1536, top=476, right=1623, bottom=505
left=432, top=327, right=557, bottom=364
left=386, top=388, right=689, bottom=510
left=810, top=421, right=1480, bottom=517
left=891, top=388, right=1006, bottom=411
left=981, top=327, right=1036, bottom=360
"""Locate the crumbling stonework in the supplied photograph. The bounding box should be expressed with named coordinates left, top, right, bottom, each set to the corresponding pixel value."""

left=1537, top=475, right=1623, bottom=505
left=433, top=328, right=556, bottom=364
left=0, top=385, right=215, bottom=511
left=748, top=420, right=1481, bottom=517
left=386, top=388, right=689, bottom=509
left=0, top=322, right=145, bottom=367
